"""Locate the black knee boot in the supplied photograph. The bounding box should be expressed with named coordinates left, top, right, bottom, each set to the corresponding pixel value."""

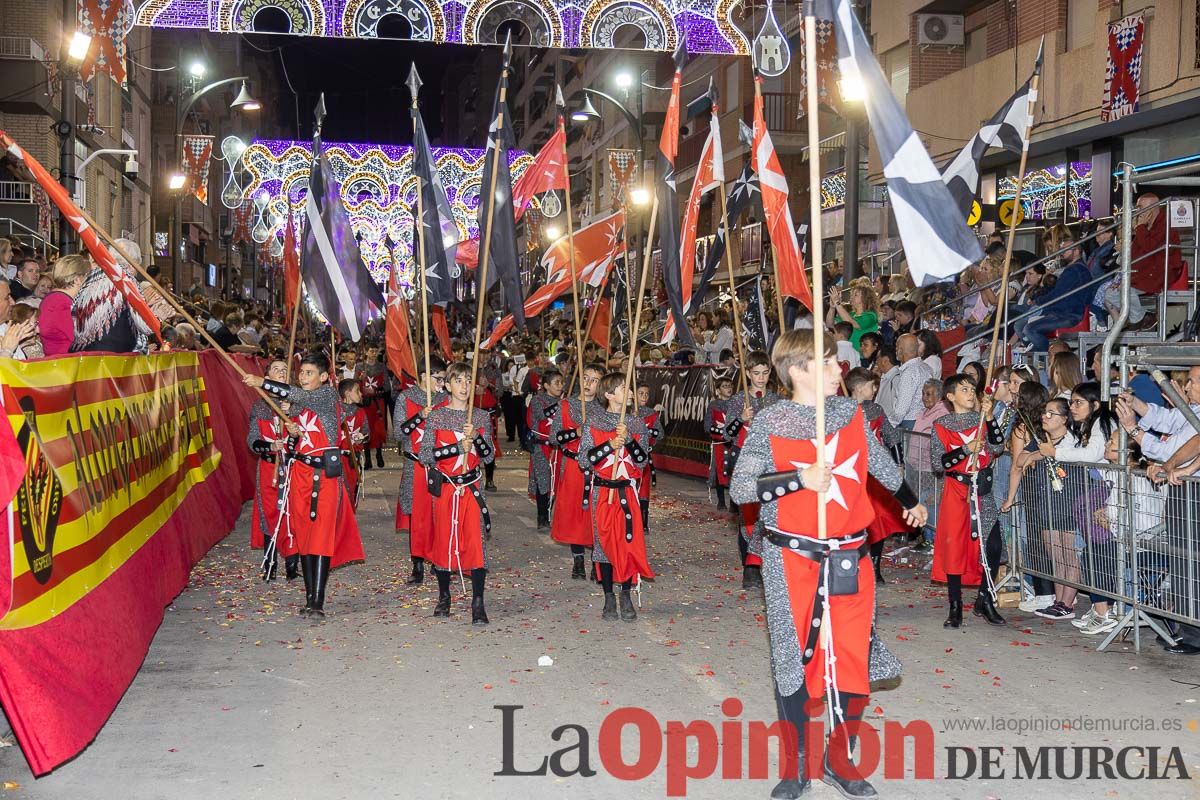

left=310, top=555, right=331, bottom=618
left=433, top=569, right=452, bottom=617
left=536, top=493, right=550, bottom=529
left=285, top=554, right=299, bottom=581
left=570, top=544, right=586, bottom=579
left=945, top=576, right=963, bottom=629
left=362, top=449, right=372, bottom=471
left=715, top=485, right=727, bottom=511
left=471, top=568, right=489, bottom=625
left=772, top=686, right=812, bottom=798
left=870, top=540, right=885, bottom=585
left=619, top=580, right=637, bottom=621
left=406, top=556, right=425, bottom=585
left=299, top=555, right=315, bottom=615
left=375, top=447, right=385, bottom=468
left=485, top=462, right=496, bottom=491
left=600, top=564, right=617, bottom=620
left=824, top=693, right=876, bottom=798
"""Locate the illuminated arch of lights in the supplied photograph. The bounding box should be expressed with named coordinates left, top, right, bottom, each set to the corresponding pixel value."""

left=133, top=0, right=747, bottom=53
left=239, top=138, right=534, bottom=290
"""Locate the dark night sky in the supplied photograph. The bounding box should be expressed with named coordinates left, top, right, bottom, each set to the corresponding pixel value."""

left=242, top=34, right=479, bottom=146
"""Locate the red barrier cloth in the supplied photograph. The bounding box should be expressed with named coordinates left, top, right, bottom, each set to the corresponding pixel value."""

left=0, top=351, right=263, bottom=775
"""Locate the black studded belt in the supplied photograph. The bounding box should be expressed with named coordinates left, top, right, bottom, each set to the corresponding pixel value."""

left=586, top=474, right=637, bottom=544
left=766, top=528, right=869, bottom=667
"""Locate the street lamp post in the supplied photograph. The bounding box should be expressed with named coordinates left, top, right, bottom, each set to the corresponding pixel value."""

left=170, top=75, right=255, bottom=292
left=58, top=9, right=92, bottom=255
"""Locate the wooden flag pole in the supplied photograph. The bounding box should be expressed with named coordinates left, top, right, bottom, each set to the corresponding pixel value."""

left=559, top=117, right=588, bottom=422
left=468, top=66, right=510, bottom=429
left=717, top=190, right=752, bottom=409
left=802, top=13, right=828, bottom=540
left=984, top=54, right=1042, bottom=388
left=77, top=207, right=290, bottom=421
left=758, top=76, right=788, bottom=337
left=621, top=206, right=636, bottom=358
left=619, top=196, right=658, bottom=431
left=410, top=90, right=435, bottom=408
left=285, top=259, right=304, bottom=381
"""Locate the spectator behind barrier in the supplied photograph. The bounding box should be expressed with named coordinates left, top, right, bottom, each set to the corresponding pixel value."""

left=40, top=254, right=90, bottom=356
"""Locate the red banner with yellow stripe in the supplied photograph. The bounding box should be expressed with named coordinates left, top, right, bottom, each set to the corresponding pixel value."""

left=0, top=351, right=262, bottom=775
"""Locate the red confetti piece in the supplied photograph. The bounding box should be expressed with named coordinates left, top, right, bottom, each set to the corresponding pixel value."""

left=934, top=668, right=945, bottom=674
left=483, top=684, right=493, bottom=690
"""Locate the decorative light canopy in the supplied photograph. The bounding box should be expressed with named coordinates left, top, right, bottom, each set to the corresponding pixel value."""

left=239, top=139, right=533, bottom=287
left=998, top=162, right=1093, bottom=221
left=133, top=0, right=749, bottom=54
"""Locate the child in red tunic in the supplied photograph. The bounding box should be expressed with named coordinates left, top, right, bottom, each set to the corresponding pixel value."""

left=705, top=376, right=735, bottom=510
left=420, top=361, right=496, bottom=624
left=394, top=359, right=447, bottom=585
left=635, top=383, right=663, bottom=533
left=338, top=378, right=369, bottom=508
left=247, top=359, right=297, bottom=581
left=528, top=369, right=565, bottom=528
left=931, top=374, right=1007, bottom=629
left=474, top=376, right=502, bottom=491
left=579, top=373, right=654, bottom=622
left=245, top=353, right=366, bottom=618
left=550, top=363, right=603, bottom=579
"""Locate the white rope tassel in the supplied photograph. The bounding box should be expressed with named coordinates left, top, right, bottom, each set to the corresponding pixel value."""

left=819, top=558, right=851, bottom=762
left=448, top=480, right=468, bottom=595
left=263, top=464, right=295, bottom=574
left=970, top=471, right=998, bottom=601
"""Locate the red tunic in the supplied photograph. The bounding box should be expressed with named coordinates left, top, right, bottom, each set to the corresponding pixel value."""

left=735, top=418, right=763, bottom=567
left=359, top=371, right=388, bottom=449
left=637, top=408, right=660, bottom=502
left=932, top=421, right=988, bottom=585
left=474, top=387, right=503, bottom=460
left=428, top=425, right=488, bottom=572
left=340, top=406, right=369, bottom=507
left=550, top=399, right=592, bottom=547
left=770, top=408, right=875, bottom=697
left=708, top=404, right=729, bottom=488
left=865, top=414, right=912, bottom=545
left=395, top=394, right=445, bottom=561
left=587, top=428, right=655, bottom=584
left=285, top=406, right=364, bottom=568
left=250, top=416, right=295, bottom=556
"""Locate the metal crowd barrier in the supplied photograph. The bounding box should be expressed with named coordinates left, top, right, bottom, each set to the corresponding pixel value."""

left=893, top=428, right=1199, bottom=652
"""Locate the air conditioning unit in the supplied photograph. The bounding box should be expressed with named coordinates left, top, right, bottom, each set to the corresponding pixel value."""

left=917, top=14, right=965, bottom=46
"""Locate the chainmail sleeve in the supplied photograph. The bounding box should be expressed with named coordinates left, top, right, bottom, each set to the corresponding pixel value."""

left=930, top=423, right=947, bottom=477
left=729, top=412, right=773, bottom=506
left=866, top=414, right=904, bottom=492
left=246, top=399, right=274, bottom=452
left=417, top=407, right=440, bottom=466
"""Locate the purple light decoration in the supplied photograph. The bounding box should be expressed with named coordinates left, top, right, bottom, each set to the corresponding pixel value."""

left=134, top=0, right=748, bottom=54
left=254, top=139, right=526, bottom=168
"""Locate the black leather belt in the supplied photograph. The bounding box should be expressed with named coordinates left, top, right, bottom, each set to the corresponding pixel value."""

left=947, top=465, right=993, bottom=494
left=767, top=528, right=869, bottom=667
left=585, top=474, right=636, bottom=543
left=438, top=466, right=491, bottom=533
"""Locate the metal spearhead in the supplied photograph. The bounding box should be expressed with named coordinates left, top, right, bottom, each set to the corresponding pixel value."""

left=406, top=64, right=423, bottom=99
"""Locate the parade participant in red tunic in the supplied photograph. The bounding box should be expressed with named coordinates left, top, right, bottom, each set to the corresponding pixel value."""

left=247, top=359, right=298, bottom=582
left=338, top=378, right=369, bottom=508
left=245, top=353, right=365, bottom=618
left=358, top=344, right=389, bottom=469
left=474, top=375, right=502, bottom=491
left=635, top=383, right=663, bottom=533
left=722, top=351, right=780, bottom=589
left=845, top=367, right=912, bottom=584
left=550, top=362, right=603, bottom=579
left=528, top=368, right=565, bottom=529
left=931, top=374, right=1007, bottom=628
left=579, top=372, right=655, bottom=622
left=420, top=361, right=496, bottom=624
left=394, top=359, right=447, bottom=585
left=705, top=376, right=735, bottom=510
left=730, top=330, right=926, bottom=798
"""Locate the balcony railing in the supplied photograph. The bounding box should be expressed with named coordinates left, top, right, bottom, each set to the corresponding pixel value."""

left=742, top=92, right=802, bottom=134
left=0, top=181, right=33, bottom=203
left=0, top=37, right=45, bottom=61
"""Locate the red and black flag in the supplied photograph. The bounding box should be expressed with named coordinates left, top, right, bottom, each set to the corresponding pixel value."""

left=656, top=36, right=696, bottom=348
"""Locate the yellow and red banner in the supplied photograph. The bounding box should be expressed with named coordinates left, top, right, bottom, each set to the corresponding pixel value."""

left=0, top=351, right=263, bottom=775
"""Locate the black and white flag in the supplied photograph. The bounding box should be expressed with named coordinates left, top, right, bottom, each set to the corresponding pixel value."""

left=301, top=94, right=385, bottom=341
left=823, top=0, right=983, bottom=285
left=409, top=65, right=459, bottom=308
left=689, top=161, right=759, bottom=318
left=940, top=45, right=1042, bottom=217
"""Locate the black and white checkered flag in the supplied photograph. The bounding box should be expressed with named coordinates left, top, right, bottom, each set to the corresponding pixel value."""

left=824, top=0, right=983, bottom=285
left=941, top=48, right=1042, bottom=217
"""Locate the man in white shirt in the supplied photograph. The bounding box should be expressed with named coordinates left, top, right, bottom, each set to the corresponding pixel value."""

left=875, top=348, right=899, bottom=417
left=704, top=318, right=734, bottom=364
left=885, top=333, right=933, bottom=429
